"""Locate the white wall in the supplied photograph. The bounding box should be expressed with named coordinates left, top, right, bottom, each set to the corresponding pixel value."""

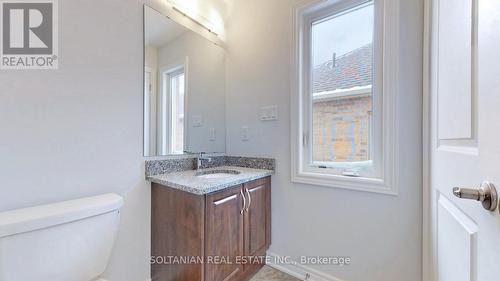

left=0, top=0, right=149, bottom=280
left=146, top=46, right=159, bottom=70
left=224, top=0, right=423, bottom=280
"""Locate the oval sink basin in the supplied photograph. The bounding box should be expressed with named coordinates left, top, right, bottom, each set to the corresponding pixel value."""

left=195, top=169, right=241, bottom=179
left=197, top=173, right=235, bottom=179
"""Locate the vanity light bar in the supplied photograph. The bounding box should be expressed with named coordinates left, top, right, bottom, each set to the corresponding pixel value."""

left=172, top=6, right=219, bottom=36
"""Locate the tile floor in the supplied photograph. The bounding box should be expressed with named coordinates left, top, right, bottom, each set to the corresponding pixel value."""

left=250, top=266, right=301, bottom=281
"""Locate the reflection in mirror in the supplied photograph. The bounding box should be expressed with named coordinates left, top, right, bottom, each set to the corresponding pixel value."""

left=144, top=5, right=226, bottom=156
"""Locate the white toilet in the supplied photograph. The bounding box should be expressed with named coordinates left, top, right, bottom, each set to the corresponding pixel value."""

left=0, top=193, right=123, bottom=281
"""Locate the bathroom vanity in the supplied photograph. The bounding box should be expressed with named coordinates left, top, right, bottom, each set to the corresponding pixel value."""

left=149, top=166, right=272, bottom=281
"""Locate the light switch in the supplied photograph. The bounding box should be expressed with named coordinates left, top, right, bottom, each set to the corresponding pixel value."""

left=241, top=126, right=249, bottom=141
left=209, top=128, right=216, bottom=141
left=192, top=115, right=203, bottom=127
left=261, top=105, right=278, bottom=121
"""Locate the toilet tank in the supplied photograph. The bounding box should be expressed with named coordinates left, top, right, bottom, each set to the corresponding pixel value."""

left=0, top=193, right=123, bottom=281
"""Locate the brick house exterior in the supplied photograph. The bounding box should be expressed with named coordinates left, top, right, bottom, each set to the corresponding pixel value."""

left=312, top=44, right=372, bottom=163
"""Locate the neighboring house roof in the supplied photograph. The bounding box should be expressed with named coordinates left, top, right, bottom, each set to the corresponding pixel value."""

left=313, top=43, right=373, bottom=94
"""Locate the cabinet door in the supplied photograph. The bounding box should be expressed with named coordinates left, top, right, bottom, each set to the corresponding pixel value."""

left=205, top=185, right=245, bottom=281
left=243, top=177, right=271, bottom=272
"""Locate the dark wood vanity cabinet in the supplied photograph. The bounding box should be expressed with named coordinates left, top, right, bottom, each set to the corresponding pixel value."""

left=151, top=176, right=271, bottom=281
left=205, top=185, right=244, bottom=281
left=242, top=178, right=271, bottom=275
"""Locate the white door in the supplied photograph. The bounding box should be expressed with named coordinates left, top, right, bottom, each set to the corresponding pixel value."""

left=428, top=0, right=500, bottom=280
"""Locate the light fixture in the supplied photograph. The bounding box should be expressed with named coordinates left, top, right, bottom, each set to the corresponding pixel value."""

left=172, top=6, right=219, bottom=36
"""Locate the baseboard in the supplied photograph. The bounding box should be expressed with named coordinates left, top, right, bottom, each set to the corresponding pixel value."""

left=266, top=252, right=346, bottom=281
left=97, top=277, right=151, bottom=281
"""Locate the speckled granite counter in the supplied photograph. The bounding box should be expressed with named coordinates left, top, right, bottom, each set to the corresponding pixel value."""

left=145, top=156, right=275, bottom=177
left=147, top=166, right=273, bottom=195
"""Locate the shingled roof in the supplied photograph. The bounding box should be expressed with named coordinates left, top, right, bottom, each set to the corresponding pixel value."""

left=312, top=43, right=373, bottom=94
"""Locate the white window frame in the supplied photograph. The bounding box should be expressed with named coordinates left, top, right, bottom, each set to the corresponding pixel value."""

left=159, top=57, right=189, bottom=155
left=291, top=0, right=399, bottom=195
left=144, top=66, right=158, bottom=156
left=168, top=68, right=185, bottom=154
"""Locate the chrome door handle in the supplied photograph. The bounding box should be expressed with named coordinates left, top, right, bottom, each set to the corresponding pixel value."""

left=452, top=181, right=498, bottom=211
left=245, top=188, right=252, bottom=212
left=240, top=189, right=246, bottom=215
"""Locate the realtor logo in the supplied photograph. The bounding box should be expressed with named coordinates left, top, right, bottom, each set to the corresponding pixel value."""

left=1, top=0, right=58, bottom=69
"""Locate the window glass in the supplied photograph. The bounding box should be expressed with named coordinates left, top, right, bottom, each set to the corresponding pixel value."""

left=311, top=2, right=374, bottom=165
left=170, top=72, right=185, bottom=154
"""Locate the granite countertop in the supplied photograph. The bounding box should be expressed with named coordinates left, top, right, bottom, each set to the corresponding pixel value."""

left=147, top=166, right=273, bottom=195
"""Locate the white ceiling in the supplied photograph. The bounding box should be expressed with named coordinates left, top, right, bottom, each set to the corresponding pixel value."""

left=145, top=7, right=188, bottom=47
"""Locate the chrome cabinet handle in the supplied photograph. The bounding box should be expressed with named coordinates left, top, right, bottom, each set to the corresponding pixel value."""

left=240, top=189, right=246, bottom=215
left=214, top=194, right=237, bottom=206
left=245, top=188, right=252, bottom=212
left=452, top=181, right=498, bottom=211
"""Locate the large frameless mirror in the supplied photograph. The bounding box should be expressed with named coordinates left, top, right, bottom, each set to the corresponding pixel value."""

left=144, top=5, right=226, bottom=156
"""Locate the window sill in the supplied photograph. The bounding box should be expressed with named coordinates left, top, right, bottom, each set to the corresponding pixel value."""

left=291, top=170, right=397, bottom=196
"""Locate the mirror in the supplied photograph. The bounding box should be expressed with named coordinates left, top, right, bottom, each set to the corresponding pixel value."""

left=144, top=5, right=226, bottom=156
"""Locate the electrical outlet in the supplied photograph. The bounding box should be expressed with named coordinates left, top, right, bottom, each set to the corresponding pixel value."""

left=209, top=128, right=216, bottom=141
left=241, top=126, right=249, bottom=141
left=192, top=115, right=203, bottom=127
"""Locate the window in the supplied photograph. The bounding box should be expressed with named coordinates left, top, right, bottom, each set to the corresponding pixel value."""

left=291, top=0, right=398, bottom=194
left=311, top=2, right=374, bottom=169
left=169, top=71, right=185, bottom=154
left=161, top=66, right=185, bottom=154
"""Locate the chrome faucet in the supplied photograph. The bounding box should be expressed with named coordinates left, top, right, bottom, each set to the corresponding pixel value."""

left=197, top=152, right=212, bottom=170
